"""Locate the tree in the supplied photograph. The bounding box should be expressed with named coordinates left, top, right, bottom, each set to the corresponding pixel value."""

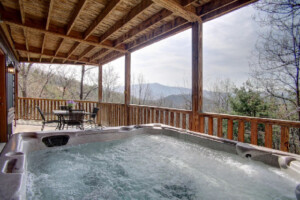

left=102, top=65, right=121, bottom=103
left=79, top=65, right=98, bottom=100
left=251, top=0, right=300, bottom=120
left=18, top=63, right=33, bottom=97
left=230, top=80, right=271, bottom=117
left=131, top=73, right=153, bottom=105
left=207, top=78, right=235, bottom=113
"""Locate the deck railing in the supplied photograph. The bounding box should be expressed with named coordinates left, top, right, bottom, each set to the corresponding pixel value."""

left=17, top=97, right=300, bottom=153
left=17, top=97, right=98, bottom=121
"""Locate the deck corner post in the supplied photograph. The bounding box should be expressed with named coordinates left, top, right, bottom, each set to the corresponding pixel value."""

left=125, top=52, right=131, bottom=125
left=191, top=21, right=203, bottom=131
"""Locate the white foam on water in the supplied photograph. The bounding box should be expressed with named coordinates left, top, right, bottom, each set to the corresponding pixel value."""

left=26, top=134, right=299, bottom=200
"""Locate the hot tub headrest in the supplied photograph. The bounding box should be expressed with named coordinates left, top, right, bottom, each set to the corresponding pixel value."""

left=42, top=135, right=70, bottom=147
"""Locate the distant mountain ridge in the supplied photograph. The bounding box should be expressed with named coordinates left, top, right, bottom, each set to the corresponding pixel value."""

left=117, top=83, right=214, bottom=100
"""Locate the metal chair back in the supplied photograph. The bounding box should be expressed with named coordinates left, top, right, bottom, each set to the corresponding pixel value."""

left=36, top=106, right=46, bottom=121
left=91, top=107, right=99, bottom=119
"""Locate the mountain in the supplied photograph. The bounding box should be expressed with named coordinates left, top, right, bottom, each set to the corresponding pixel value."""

left=117, top=83, right=215, bottom=100
left=117, top=83, right=191, bottom=100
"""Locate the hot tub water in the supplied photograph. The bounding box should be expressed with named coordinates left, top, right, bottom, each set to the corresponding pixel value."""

left=26, top=134, right=298, bottom=200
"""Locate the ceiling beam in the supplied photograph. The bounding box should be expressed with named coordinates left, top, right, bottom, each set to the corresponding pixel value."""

left=14, top=43, right=97, bottom=65
left=83, top=0, right=121, bottom=40
left=126, top=17, right=189, bottom=51
left=2, top=17, right=127, bottom=53
left=98, top=0, right=153, bottom=44
left=0, top=23, right=19, bottom=60
left=66, top=0, right=88, bottom=35
left=197, top=0, right=239, bottom=16
left=152, top=0, right=200, bottom=22
left=50, top=38, right=64, bottom=62
left=19, top=57, right=88, bottom=65
left=18, top=0, right=25, bottom=24
left=41, top=0, right=54, bottom=62
left=63, top=42, right=80, bottom=63
left=45, top=0, right=54, bottom=30
left=78, top=45, right=95, bottom=60
left=199, top=0, right=257, bottom=22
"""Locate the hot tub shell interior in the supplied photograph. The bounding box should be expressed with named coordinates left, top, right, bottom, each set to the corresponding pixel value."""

left=1, top=124, right=300, bottom=200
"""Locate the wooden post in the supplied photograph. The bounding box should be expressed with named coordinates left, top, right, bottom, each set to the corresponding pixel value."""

left=124, top=52, right=131, bottom=125
left=191, top=21, right=203, bottom=131
left=0, top=51, right=7, bottom=142
left=97, top=65, right=102, bottom=125
left=14, top=69, right=19, bottom=126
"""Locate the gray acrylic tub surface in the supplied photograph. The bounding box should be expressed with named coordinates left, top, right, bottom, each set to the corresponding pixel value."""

left=0, top=124, right=300, bottom=200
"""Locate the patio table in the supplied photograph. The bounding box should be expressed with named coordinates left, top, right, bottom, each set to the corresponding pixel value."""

left=53, top=110, right=91, bottom=130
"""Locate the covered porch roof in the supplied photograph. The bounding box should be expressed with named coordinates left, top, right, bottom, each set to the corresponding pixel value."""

left=0, top=0, right=256, bottom=66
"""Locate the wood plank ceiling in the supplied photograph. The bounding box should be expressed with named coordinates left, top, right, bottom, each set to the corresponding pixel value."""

left=0, top=0, right=257, bottom=66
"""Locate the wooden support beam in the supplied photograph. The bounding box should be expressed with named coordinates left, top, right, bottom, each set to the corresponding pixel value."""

left=0, top=24, right=19, bottom=60
left=51, top=38, right=64, bottom=62
left=66, top=0, right=87, bottom=35
left=99, top=0, right=153, bottom=43
left=124, top=53, right=131, bottom=125
left=14, top=43, right=97, bottom=65
left=191, top=21, right=203, bottom=130
left=45, top=0, right=54, bottom=30
left=84, top=0, right=121, bottom=40
left=40, top=0, right=54, bottom=61
left=78, top=45, right=95, bottom=60
left=200, top=0, right=257, bottom=22
left=197, top=0, right=239, bottom=16
left=18, top=0, right=25, bottom=24
left=40, top=33, right=46, bottom=62
left=63, top=42, right=80, bottom=63
left=152, top=0, right=200, bottom=22
left=1, top=15, right=127, bottom=53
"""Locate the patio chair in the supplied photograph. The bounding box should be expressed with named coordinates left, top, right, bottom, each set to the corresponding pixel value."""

left=62, top=111, right=85, bottom=130
left=85, top=107, right=99, bottom=128
left=60, top=106, right=69, bottom=110
left=36, top=106, right=60, bottom=131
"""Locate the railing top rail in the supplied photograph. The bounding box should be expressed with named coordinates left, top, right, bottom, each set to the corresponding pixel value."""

left=200, top=112, right=300, bottom=127
left=18, top=97, right=98, bottom=104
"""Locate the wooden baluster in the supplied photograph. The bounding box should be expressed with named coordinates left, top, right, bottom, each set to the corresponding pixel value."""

left=147, top=108, right=150, bottom=124
left=160, top=110, right=164, bottom=124
left=33, top=99, right=36, bottom=120
left=280, top=126, right=289, bottom=152
left=217, top=118, right=223, bottom=137
left=176, top=112, right=180, bottom=128
left=199, top=116, right=204, bottom=133
left=182, top=113, right=186, bottom=129
left=238, top=120, right=245, bottom=142
left=165, top=111, right=169, bottom=125
left=151, top=108, right=154, bottom=123
left=22, top=98, right=25, bottom=119
left=170, top=112, right=174, bottom=127
left=208, top=117, right=213, bottom=135
left=265, top=123, right=273, bottom=148
left=227, top=119, right=233, bottom=140
left=251, top=120, right=258, bottom=145
left=155, top=109, right=159, bottom=123
left=189, top=113, right=192, bottom=131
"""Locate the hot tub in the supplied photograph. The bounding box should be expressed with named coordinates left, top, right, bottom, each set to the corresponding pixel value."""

left=1, top=124, right=300, bottom=200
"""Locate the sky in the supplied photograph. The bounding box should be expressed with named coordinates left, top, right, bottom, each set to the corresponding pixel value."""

left=36, top=3, right=259, bottom=91
left=103, top=3, right=259, bottom=90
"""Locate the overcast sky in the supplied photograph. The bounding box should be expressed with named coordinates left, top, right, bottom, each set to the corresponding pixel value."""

left=105, top=3, right=259, bottom=90
left=36, top=3, right=259, bottom=91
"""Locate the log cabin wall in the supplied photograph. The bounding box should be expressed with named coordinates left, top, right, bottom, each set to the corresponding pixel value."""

left=0, top=29, right=18, bottom=142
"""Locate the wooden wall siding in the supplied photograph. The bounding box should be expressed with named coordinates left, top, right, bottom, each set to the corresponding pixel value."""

left=0, top=0, right=257, bottom=65
left=17, top=97, right=300, bottom=152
